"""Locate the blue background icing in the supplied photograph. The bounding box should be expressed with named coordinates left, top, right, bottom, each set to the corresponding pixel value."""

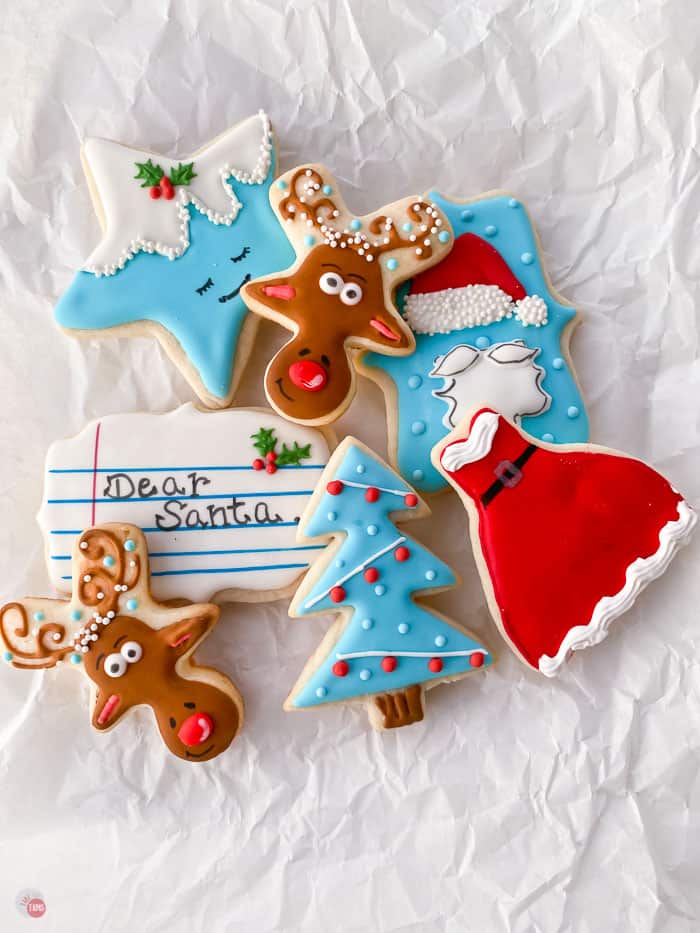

left=290, top=444, right=491, bottom=709
left=54, top=157, right=294, bottom=400
left=362, top=193, right=589, bottom=493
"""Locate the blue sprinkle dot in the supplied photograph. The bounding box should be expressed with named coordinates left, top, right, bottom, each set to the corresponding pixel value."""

left=425, top=570, right=437, bottom=581
left=304, top=234, right=316, bottom=247
left=475, top=336, right=490, bottom=349
left=567, top=406, right=580, bottom=419
left=276, top=179, right=288, bottom=189
left=398, top=623, right=410, bottom=635
left=335, top=559, right=345, bottom=569
left=124, top=539, right=136, bottom=552
left=70, top=609, right=82, bottom=622
left=408, top=374, right=422, bottom=389
left=552, top=357, right=564, bottom=370
left=3, top=650, right=13, bottom=662
left=316, top=686, right=328, bottom=698
left=356, top=464, right=365, bottom=474
left=33, top=611, right=45, bottom=622
left=367, top=525, right=378, bottom=536
left=386, top=258, right=398, bottom=271
left=374, top=584, right=386, bottom=596
left=361, top=619, right=374, bottom=630
left=350, top=218, right=362, bottom=230
left=327, top=511, right=337, bottom=521
left=411, top=421, right=426, bottom=436
left=103, top=555, right=115, bottom=568
left=126, top=599, right=138, bottom=611
left=359, top=669, right=372, bottom=681
left=402, top=222, right=412, bottom=232
left=484, top=225, right=497, bottom=237
left=508, top=198, right=519, bottom=208
left=438, top=230, right=450, bottom=243
left=322, top=184, right=333, bottom=195
left=412, top=469, right=424, bottom=482
left=542, top=433, right=555, bottom=443
left=521, top=252, right=534, bottom=265
left=435, top=635, right=447, bottom=647
left=460, top=209, right=474, bottom=222
left=70, top=653, right=82, bottom=665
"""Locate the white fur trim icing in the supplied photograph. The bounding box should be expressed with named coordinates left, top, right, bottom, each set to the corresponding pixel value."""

left=538, top=500, right=697, bottom=677
left=404, top=284, right=548, bottom=334
left=440, top=411, right=500, bottom=471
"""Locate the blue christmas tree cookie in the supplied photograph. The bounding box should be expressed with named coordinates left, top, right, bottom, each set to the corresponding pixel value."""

left=54, top=111, right=295, bottom=408
left=286, top=438, right=493, bottom=729
left=359, top=192, right=588, bottom=493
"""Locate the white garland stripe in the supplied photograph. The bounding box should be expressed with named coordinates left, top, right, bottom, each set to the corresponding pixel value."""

left=305, top=535, right=406, bottom=609
left=336, top=649, right=489, bottom=660
left=538, top=499, right=697, bottom=676
left=339, top=480, right=410, bottom=497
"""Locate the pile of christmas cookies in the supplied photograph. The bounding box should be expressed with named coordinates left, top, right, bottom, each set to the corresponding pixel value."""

left=2, top=112, right=694, bottom=762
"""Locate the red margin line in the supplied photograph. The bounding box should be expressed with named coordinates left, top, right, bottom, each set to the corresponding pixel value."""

left=91, top=422, right=102, bottom=526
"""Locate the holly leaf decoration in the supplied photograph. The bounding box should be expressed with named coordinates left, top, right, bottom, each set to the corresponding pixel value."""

left=276, top=442, right=312, bottom=467
left=169, top=162, right=197, bottom=186
left=134, top=159, right=164, bottom=187
left=251, top=427, right=277, bottom=457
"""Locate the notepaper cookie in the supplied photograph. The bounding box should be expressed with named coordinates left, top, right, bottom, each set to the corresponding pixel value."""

left=0, top=524, right=243, bottom=761
left=53, top=112, right=295, bottom=408
left=39, top=404, right=333, bottom=603
left=242, top=165, right=453, bottom=425
left=360, top=192, right=587, bottom=492
left=433, top=408, right=696, bottom=676
left=286, top=438, right=493, bottom=729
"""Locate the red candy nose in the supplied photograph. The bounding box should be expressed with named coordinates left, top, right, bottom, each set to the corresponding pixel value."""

left=288, top=359, right=328, bottom=392
left=177, top=712, right=214, bottom=747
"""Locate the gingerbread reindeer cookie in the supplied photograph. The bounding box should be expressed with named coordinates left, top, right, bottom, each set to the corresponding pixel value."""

left=0, top=524, right=243, bottom=761
left=242, top=166, right=454, bottom=425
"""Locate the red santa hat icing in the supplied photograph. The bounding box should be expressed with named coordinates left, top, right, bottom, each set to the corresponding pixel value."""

left=404, top=232, right=548, bottom=335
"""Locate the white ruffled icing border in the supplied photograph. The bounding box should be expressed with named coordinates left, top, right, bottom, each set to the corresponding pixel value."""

left=538, top=499, right=697, bottom=676
left=440, top=412, right=500, bottom=470
left=404, top=284, right=548, bottom=334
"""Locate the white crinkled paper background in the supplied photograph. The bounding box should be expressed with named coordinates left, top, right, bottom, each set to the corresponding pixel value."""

left=1, top=1, right=699, bottom=930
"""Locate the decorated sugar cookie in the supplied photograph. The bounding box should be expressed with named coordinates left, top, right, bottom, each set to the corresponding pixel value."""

left=360, top=192, right=588, bottom=492
left=432, top=408, right=696, bottom=676
left=0, top=524, right=243, bottom=761
left=54, top=112, right=295, bottom=408
left=39, top=404, right=333, bottom=603
left=286, top=438, right=493, bottom=729
left=241, top=165, right=453, bottom=425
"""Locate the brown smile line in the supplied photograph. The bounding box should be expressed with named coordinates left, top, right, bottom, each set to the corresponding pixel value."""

left=275, top=377, right=294, bottom=401
left=185, top=744, right=216, bottom=759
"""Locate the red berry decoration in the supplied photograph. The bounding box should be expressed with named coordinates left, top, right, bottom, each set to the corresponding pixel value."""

left=327, top=480, right=344, bottom=496
left=470, top=652, right=485, bottom=668
left=252, top=458, right=264, bottom=471
left=266, top=463, right=277, bottom=474
left=330, top=586, right=346, bottom=603
left=266, top=451, right=277, bottom=462
left=160, top=175, right=175, bottom=200
left=365, top=486, right=380, bottom=503
left=428, top=658, right=443, bottom=673
left=364, top=567, right=379, bottom=583
left=381, top=656, right=397, bottom=673
left=332, top=660, right=349, bottom=677
left=394, top=546, right=410, bottom=562
left=149, top=185, right=162, bottom=199
left=404, top=493, right=418, bottom=508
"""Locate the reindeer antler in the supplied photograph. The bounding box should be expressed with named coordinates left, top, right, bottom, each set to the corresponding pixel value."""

left=76, top=527, right=141, bottom=619
left=0, top=602, right=73, bottom=670
left=278, top=167, right=445, bottom=262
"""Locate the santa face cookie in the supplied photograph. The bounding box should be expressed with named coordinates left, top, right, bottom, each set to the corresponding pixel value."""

left=39, top=404, right=332, bottom=603
left=241, top=166, right=454, bottom=426
left=432, top=408, right=696, bottom=676
left=54, top=112, right=295, bottom=408
left=0, top=524, right=243, bottom=762
left=286, top=438, right=493, bottom=729
left=360, top=192, right=588, bottom=493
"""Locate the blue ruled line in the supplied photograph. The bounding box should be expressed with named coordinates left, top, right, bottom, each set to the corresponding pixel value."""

left=49, top=465, right=326, bottom=474
left=48, top=490, right=314, bottom=504
left=61, top=561, right=309, bottom=580
left=50, top=522, right=301, bottom=535
left=51, top=545, right=323, bottom=560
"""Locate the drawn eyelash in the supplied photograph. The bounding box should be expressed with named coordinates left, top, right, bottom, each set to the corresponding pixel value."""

left=230, top=247, right=251, bottom=263
left=196, top=277, right=214, bottom=296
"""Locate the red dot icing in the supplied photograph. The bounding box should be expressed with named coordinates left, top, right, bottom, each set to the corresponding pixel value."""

left=330, top=586, right=346, bottom=603
left=404, top=494, right=418, bottom=508
left=365, top=486, right=380, bottom=503
left=327, top=480, right=344, bottom=496
left=381, top=656, right=397, bottom=673
left=364, top=567, right=379, bottom=583
left=332, top=660, right=349, bottom=677
left=470, top=652, right=485, bottom=668
left=428, top=658, right=443, bottom=673
left=394, top=546, right=410, bottom=562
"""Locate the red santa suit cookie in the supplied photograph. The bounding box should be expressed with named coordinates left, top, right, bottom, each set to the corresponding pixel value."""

left=432, top=408, right=696, bottom=676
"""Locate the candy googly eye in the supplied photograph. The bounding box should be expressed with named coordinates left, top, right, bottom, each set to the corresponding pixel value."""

left=319, top=272, right=344, bottom=294
left=340, top=282, right=363, bottom=306
left=120, top=641, right=143, bottom=664
left=104, top=653, right=128, bottom=678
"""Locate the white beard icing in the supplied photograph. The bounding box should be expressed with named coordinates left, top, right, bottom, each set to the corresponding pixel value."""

left=440, top=412, right=500, bottom=471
